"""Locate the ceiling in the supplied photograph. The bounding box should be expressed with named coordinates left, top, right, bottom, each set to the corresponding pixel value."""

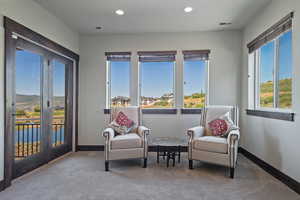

left=34, top=0, right=271, bottom=35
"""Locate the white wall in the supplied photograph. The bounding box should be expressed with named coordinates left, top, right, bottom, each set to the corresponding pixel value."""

left=79, top=31, right=242, bottom=145
left=0, top=16, right=4, bottom=182
left=0, top=0, right=79, bottom=182
left=241, top=0, right=300, bottom=182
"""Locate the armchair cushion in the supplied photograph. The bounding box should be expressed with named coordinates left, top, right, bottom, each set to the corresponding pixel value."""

left=111, top=133, right=142, bottom=150
left=193, top=136, right=228, bottom=154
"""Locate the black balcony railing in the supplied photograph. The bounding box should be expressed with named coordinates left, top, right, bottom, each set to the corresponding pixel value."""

left=15, top=123, right=65, bottom=159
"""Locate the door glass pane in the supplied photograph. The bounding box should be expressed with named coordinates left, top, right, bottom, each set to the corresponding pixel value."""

left=15, top=49, right=42, bottom=160
left=52, top=60, right=66, bottom=147
left=183, top=60, right=206, bottom=108
left=278, top=31, right=292, bottom=109
left=259, top=41, right=275, bottom=108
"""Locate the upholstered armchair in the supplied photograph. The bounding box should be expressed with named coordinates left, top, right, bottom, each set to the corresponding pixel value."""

left=102, top=106, right=150, bottom=171
left=187, top=105, right=240, bottom=178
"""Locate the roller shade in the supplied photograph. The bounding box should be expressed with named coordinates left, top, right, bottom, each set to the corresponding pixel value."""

left=182, top=50, right=210, bottom=61
left=105, top=52, right=131, bottom=61
left=247, top=12, right=293, bottom=53
left=138, top=51, right=176, bottom=62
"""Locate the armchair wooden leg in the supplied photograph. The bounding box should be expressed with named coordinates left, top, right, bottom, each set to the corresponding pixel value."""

left=189, top=160, right=193, bottom=169
left=143, top=158, right=147, bottom=168
left=230, top=167, right=234, bottom=178
left=105, top=161, right=109, bottom=171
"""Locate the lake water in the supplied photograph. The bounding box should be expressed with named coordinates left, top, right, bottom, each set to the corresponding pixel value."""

left=15, top=127, right=65, bottom=145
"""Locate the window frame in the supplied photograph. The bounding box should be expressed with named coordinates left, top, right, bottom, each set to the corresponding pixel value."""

left=253, top=30, right=293, bottom=112
left=182, top=59, right=210, bottom=109
left=106, top=59, right=131, bottom=108
left=139, top=60, right=176, bottom=109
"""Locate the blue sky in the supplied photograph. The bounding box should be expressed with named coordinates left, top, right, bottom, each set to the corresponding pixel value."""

left=16, top=30, right=292, bottom=98
left=110, top=61, right=130, bottom=98
left=16, top=50, right=66, bottom=96
left=16, top=50, right=41, bottom=96
left=184, top=60, right=206, bottom=96
left=111, top=60, right=206, bottom=98
left=53, top=60, right=66, bottom=97
left=140, top=62, right=174, bottom=97
left=260, top=30, right=292, bottom=82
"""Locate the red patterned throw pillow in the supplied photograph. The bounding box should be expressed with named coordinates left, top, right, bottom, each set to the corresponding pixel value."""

left=208, top=119, right=229, bottom=136
left=115, top=111, right=134, bottom=128
left=109, top=111, right=135, bottom=135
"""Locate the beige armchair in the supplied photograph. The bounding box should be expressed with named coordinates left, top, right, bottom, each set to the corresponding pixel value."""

left=187, top=105, right=240, bottom=178
left=102, top=106, right=150, bottom=171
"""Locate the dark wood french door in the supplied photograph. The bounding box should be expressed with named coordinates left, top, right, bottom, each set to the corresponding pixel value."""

left=10, top=37, right=74, bottom=178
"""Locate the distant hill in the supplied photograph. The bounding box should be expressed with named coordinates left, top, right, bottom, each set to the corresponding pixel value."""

left=260, top=78, right=292, bottom=93
left=260, top=78, right=292, bottom=108
left=16, top=94, right=40, bottom=103
left=16, top=94, right=65, bottom=111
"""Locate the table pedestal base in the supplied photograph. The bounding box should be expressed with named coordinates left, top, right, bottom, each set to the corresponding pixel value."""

left=156, top=145, right=181, bottom=167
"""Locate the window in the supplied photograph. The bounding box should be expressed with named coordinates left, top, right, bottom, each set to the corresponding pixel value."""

left=248, top=12, right=293, bottom=111
left=138, top=51, right=176, bottom=109
left=278, top=31, right=292, bottom=109
left=255, top=31, right=293, bottom=110
left=183, top=50, right=209, bottom=108
left=106, top=52, right=131, bottom=108
left=258, top=41, right=275, bottom=108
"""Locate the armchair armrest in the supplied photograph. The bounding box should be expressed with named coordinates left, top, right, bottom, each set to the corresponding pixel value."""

left=187, top=126, right=205, bottom=139
left=227, top=129, right=240, bottom=146
left=137, top=126, right=150, bottom=139
left=227, top=129, right=240, bottom=168
left=102, top=128, right=115, bottom=140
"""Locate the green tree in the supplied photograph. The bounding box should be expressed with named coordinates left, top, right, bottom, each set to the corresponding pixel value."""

left=34, top=105, right=41, bottom=112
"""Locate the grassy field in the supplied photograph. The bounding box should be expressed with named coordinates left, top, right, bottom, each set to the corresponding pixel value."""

left=141, top=100, right=173, bottom=108
left=184, top=93, right=206, bottom=108
left=140, top=93, right=206, bottom=109
left=260, top=78, right=292, bottom=108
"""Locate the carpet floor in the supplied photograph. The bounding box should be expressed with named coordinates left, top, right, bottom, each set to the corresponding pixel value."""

left=0, top=152, right=299, bottom=200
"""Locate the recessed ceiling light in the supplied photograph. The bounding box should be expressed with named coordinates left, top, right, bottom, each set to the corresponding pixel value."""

left=219, top=22, right=232, bottom=26
left=184, top=7, right=193, bottom=13
left=115, top=9, right=125, bottom=15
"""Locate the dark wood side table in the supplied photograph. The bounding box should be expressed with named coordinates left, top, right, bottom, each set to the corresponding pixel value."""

left=151, top=137, right=187, bottom=167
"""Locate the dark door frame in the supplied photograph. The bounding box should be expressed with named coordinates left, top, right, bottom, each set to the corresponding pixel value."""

left=3, top=17, right=80, bottom=189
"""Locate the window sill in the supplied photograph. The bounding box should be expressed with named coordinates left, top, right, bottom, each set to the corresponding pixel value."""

left=104, top=109, right=110, bottom=114
left=104, top=108, right=178, bottom=115
left=246, top=109, right=295, bottom=121
left=142, top=108, right=177, bottom=114
left=181, top=108, right=202, bottom=114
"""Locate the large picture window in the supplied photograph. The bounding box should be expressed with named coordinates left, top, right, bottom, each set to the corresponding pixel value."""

left=138, top=51, right=176, bottom=109
left=183, top=50, right=209, bottom=108
left=256, top=30, right=292, bottom=110
left=106, top=52, right=131, bottom=108
left=248, top=13, right=293, bottom=111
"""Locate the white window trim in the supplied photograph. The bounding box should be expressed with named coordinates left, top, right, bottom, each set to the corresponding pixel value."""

left=139, top=61, right=176, bottom=109
left=105, top=60, right=111, bottom=109
left=182, top=60, right=209, bottom=109
left=252, top=30, right=293, bottom=112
